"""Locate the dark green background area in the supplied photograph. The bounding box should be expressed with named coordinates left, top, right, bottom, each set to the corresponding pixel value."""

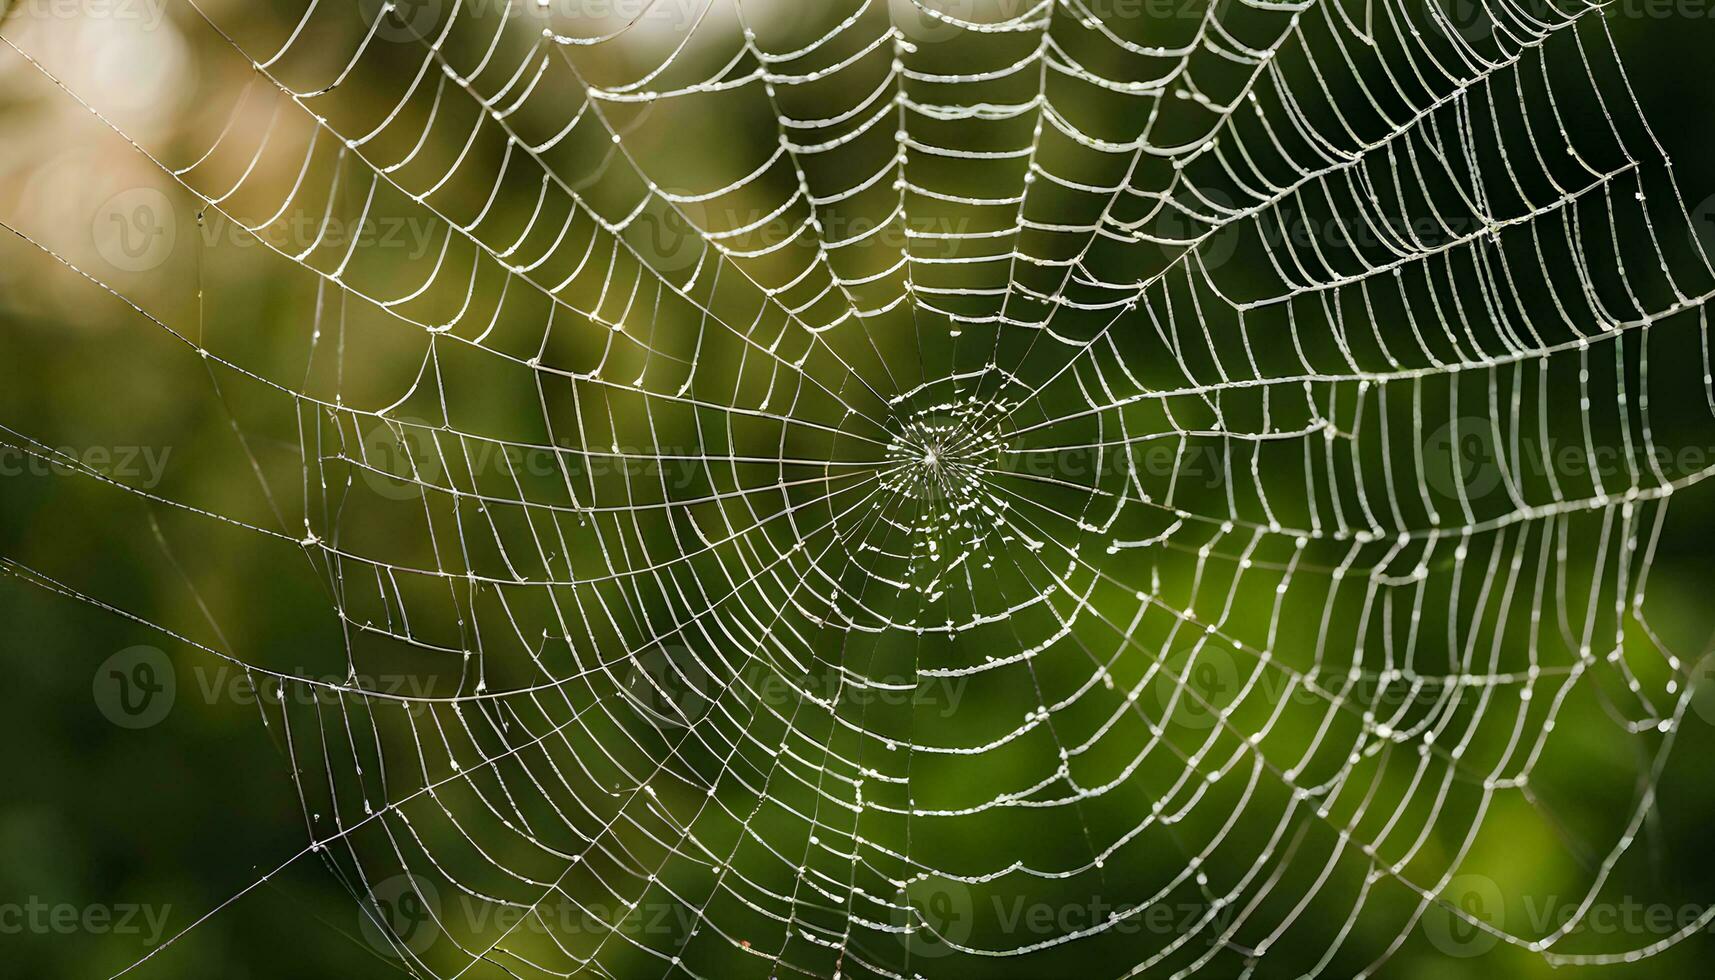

left=5, top=1, right=1715, bottom=977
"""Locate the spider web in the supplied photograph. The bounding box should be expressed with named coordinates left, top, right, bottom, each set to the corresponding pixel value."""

left=5, top=0, right=1715, bottom=975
